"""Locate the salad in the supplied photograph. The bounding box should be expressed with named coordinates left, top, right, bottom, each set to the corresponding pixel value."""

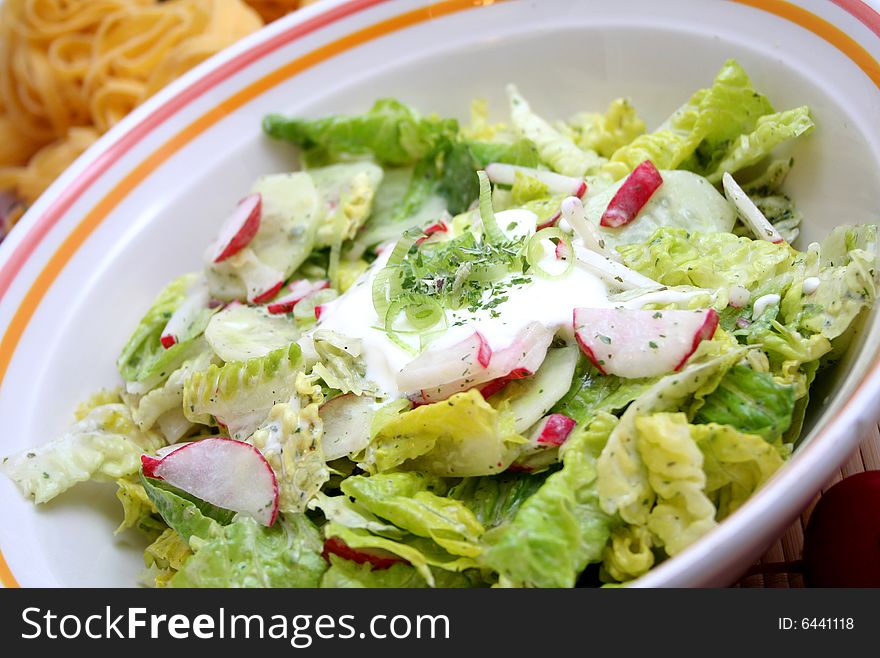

left=4, top=60, right=877, bottom=588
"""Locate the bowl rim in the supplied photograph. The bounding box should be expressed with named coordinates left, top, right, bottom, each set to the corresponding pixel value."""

left=1, top=0, right=880, bottom=587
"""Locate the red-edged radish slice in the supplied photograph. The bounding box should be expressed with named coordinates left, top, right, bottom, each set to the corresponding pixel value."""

left=600, top=160, right=663, bottom=228
left=803, top=471, right=880, bottom=587
left=485, top=162, right=587, bottom=197
left=536, top=210, right=561, bottom=231
left=314, top=304, right=325, bottom=320
left=722, top=172, right=785, bottom=244
left=265, top=279, right=330, bottom=314
left=250, top=281, right=284, bottom=304
left=160, top=282, right=210, bottom=349
left=140, top=438, right=279, bottom=526
left=210, top=193, right=262, bottom=262
left=572, top=243, right=661, bottom=290
left=320, top=394, right=375, bottom=461
left=416, top=323, right=554, bottom=403
left=561, top=196, right=621, bottom=262
left=397, top=331, right=492, bottom=393
left=573, top=307, right=719, bottom=378
left=414, top=220, right=449, bottom=245
left=322, top=536, right=406, bottom=570
left=533, top=413, right=576, bottom=446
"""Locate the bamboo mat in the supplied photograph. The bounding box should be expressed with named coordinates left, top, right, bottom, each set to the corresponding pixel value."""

left=734, top=425, right=880, bottom=587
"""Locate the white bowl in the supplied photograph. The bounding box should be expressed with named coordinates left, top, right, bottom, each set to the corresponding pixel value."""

left=2, top=0, right=880, bottom=587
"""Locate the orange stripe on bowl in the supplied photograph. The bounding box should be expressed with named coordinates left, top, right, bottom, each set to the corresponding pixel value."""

left=0, top=0, right=498, bottom=588
left=733, top=0, right=880, bottom=86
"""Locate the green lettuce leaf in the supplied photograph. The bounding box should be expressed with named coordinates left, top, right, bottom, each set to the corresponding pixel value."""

left=466, top=139, right=540, bottom=169
left=311, top=330, right=376, bottom=396
left=340, top=472, right=484, bottom=557
left=263, top=98, right=457, bottom=166
left=140, top=473, right=231, bottom=542
left=323, top=522, right=478, bottom=587
left=507, top=84, right=604, bottom=176
left=308, top=491, right=406, bottom=539
left=144, top=528, right=193, bottom=587
left=170, top=514, right=327, bottom=588
left=117, top=273, right=212, bottom=385
left=551, top=356, right=655, bottom=425
left=250, top=380, right=329, bottom=515
left=320, top=555, right=484, bottom=588
left=2, top=402, right=164, bottom=504
left=693, top=364, right=795, bottom=441
left=596, top=338, right=745, bottom=525
left=361, top=389, right=524, bottom=477
left=559, top=98, right=646, bottom=158
left=479, top=412, right=617, bottom=587
left=601, top=525, right=655, bottom=583
left=447, top=470, right=549, bottom=530
left=114, top=476, right=164, bottom=538
left=183, top=341, right=302, bottom=440
left=691, top=421, right=785, bottom=519
left=634, top=413, right=717, bottom=556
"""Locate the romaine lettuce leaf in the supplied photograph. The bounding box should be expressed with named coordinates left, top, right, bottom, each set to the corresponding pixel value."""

left=323, top=522, right=478, bottom=587
left=170, top=514, right=327, bottom=588
left=597, top=339, right=745, bottom=525
left=115, top=476, right=164, bottom=537
left=320, top=554, right=484, bottom=588
left=117, top=273, right=213, bottom=385
left=361, top=389, right=524, bottom=477
left=340, top=472, right=484, bottom=557
left=551, top=355, right=654, bottom=425
left=250, top=376, right=328, bottom=514
left=691, top=420, right=784, bottom=519
left=263, top=98, right=458, bottom=166
left=559, top=98, right=646, bottom=158
left=2, top=402, right=164, bottom=504
left=693, top=364, right=795, bottom=441
left=183, top=341, right=302, bottom=440
left=507, top=84, right=604, bottom=176
left=144, top=527, right=192, bottom=587
left=308, top=491, right=406, bottom=539
left=601, top=525, right=655, bottom=583
left=479, top=412, right=617, bottom=588
left=140, top=474, right=231, bottom=542
left=447, top=470, right=549, bottom=530
left=634, top=413, right=717, bottom=556
left=311, top=330, right=376, bottom=396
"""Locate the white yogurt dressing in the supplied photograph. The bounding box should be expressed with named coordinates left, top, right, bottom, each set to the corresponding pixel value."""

left=752, top=293, right=781, bottom=319
left=802, top=276, right=821, bottom=295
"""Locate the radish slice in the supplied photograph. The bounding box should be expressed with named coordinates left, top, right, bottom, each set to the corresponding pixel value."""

left=160, top=282, right=210, bottom=349
left=265, top=279, right=330, bottom=314
left=398, top=331, right=492, bottom=393
left=728, top=285, right=751, bottom=308
left=415, top=323, right=554, bottom=403
left=722, top=172, right=785, bottom=244
left=485, top=162, right=587, bottom=197
left=561, top=196, right=620, bottom=261
left=572, top=243, right=662, bottom=290
left=533, top=413, right=576, bottom=446
left=251, top=280, right=284, bottom=304
left=141, top=438, right=279, bottom=526
left=322, top=536, right=406, bottom=570
left=320, top=394, right=375, bottom=461
left=414, top=221, right=449, bottom=245
left=573, top=307, right=719, bottom=378
left=210, top=193, right=262, bottom=262
left=600, top=160, right=663, bottom=228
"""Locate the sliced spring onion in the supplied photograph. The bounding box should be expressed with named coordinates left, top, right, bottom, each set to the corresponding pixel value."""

left=405, top=300, right=444, bottom=330
left=383, top=300, right=419, bottom=355
left=477, top=170, right=505, bottom=244
left=527, top=227, right=574, bottom=279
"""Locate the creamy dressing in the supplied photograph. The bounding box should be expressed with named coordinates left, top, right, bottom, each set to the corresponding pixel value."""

left=803, top=277, right=821, bottom=295
left=752, top=293, right=781, bottom=319
left=310, top=210, right=611, bottom=397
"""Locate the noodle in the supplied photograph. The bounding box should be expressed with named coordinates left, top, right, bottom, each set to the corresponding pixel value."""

left=0, top=0, right=268, bottom=215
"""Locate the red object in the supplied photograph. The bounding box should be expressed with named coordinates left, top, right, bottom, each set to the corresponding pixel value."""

left=211, top=193, right=262, bottom=262
left=478, top=367, right=534, bottom=399
left=536, top=211, right=561, bottom=231
left=160, top=334, right=177, bottom=349
left=535, top=414, right=576, bottom=446
left=600, top=160, right=663, bottom=228
left=140, top=454, right=163, bottom=479
left=803, top=471, right=880, bottom=587
left=266, top=279, right=330, bottom=314
left=250, top=280, right=284, bottom=304
left=673, top=308, right=719, bottom=371
left=314, top=304, right=324, bottom=320
left=322, top=536, right=406, bottom=570
left=414, top=221, right=449, bottom=245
